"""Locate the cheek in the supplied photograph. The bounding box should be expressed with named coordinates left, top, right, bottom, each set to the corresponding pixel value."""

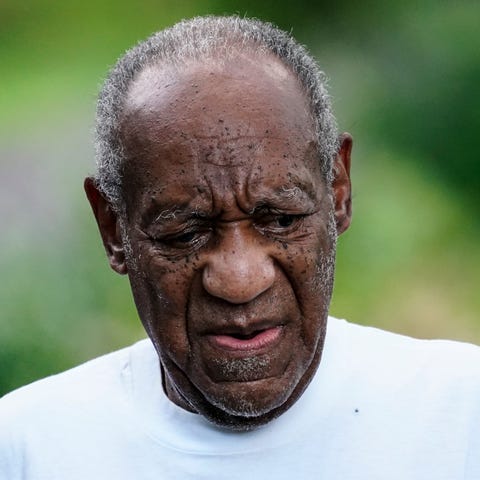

left=280, top=218, right=333, bottom=287
left=128, top=248, right=200, bottom=360
left=275, top=231, right=334, bottom=344
left=281, top=244, right=326, bottom=303
left=140, top=249, right=193, bottom=304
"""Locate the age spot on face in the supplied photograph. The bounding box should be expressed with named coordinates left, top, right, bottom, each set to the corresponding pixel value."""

left=118, top=54, right=337, bottom=429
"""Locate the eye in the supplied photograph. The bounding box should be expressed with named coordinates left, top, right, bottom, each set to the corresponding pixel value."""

left=255, top=212, right=304, bottom=237
left=170, top=231, right=196, bottom=244
left=146, top=226, right=211, bottom=254
left=159, top=229, right=204, bottom=249
left=276, top=214, right=295, bottom=228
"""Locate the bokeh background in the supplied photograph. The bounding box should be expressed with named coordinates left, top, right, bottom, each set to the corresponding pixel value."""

left=1, top=0, right=479, bottom=395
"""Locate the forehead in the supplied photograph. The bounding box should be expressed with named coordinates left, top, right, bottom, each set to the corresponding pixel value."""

left=127, top=50, right=311, bottom=110
left=123, top=53, right=315, bottom=138
left=120, top=53, right=321, bottom=208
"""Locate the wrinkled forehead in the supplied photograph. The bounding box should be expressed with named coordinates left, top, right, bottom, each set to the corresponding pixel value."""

left=121, top=51, right=316, bottom=143
left=118, top=53, right=321, bottom=212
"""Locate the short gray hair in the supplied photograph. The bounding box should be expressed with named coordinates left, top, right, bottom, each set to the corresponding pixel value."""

left=94, top=15, right=338, bottom=212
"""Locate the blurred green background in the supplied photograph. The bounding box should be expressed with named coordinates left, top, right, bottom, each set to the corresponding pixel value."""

left=1, top=0, right=479, bottom=395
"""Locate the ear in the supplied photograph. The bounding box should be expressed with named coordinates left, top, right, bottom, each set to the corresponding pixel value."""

left=84, top=177, right=128, bottom=275
left=332, top=133, right=353, bottom=235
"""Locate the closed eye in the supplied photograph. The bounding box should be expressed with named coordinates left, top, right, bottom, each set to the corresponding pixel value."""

left=168, top=231, right=197, bottom=244
left=144, top=223, right=212, bottom=254
left=155, top=229, right=207, bottom=249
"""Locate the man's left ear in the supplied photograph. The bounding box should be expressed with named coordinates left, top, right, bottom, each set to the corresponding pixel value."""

left=332, top=133, right=352, bottom=235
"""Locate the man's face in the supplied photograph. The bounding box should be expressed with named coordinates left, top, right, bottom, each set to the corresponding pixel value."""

left=101, top=54, right=348, bottom=429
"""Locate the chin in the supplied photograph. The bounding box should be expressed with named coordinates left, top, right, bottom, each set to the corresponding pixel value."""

left=163, top=327, right=326, bottom=430
left=191, top=363, right=316, bottom=431
left=198, top=398, right=289, bottom=432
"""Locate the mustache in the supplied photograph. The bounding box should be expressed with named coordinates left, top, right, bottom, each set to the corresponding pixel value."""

left=187, top=293, right=289, bottom=334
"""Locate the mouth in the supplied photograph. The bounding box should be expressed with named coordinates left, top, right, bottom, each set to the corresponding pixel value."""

left=206, top=326, right=283, bottom=352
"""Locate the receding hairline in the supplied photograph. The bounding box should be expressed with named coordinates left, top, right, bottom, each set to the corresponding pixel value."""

left=122, top=34, right=295, bottom=117
left=121, top=48, right=316, bottom=133
left=94, top=15, right=338, bottom=212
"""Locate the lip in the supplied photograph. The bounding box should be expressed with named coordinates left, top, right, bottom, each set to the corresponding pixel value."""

left=206, top=326, right=283, bottom=352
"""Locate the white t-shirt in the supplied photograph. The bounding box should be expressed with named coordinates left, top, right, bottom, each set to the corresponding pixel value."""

left=1, top=317, right=479, bottom=479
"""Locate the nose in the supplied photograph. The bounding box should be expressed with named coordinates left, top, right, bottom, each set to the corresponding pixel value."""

left=202, top=227, right=275, bottom=304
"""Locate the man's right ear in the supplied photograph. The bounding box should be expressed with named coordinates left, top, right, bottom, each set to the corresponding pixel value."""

left=84, top=177, right=128, bottom=275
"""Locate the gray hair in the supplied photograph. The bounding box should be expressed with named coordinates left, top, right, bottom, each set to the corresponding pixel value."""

left=94, top=15, right=338, bottom=212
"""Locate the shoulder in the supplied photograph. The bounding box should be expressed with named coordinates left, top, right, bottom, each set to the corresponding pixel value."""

left=0, top=339, right=152, bottom=426
left=0, top=339, right=155, bottom=478
left=329, top=316, right=480, bottom=361
left=327, top=316, right=480, bottom=393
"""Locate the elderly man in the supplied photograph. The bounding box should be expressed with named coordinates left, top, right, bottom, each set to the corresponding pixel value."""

left=1, top=16, right=479, bottom=479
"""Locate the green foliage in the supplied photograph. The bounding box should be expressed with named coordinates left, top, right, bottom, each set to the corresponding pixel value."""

left=1, top=0, right=479, bottom=394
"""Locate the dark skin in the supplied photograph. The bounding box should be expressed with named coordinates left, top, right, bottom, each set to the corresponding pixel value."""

left=85, top=53, right=352, bottom=430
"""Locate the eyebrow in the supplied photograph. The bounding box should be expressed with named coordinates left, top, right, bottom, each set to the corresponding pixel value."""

left=144, top=177, right=318, bottom=225
left=151, top=205, right=206, bottom=224
left=154, top=206, right=188, bottom=222
left=257, top=179, right=318, bottom=209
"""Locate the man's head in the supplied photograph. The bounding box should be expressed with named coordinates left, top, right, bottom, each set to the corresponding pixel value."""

left=85, top=16, right=352, bottom=430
